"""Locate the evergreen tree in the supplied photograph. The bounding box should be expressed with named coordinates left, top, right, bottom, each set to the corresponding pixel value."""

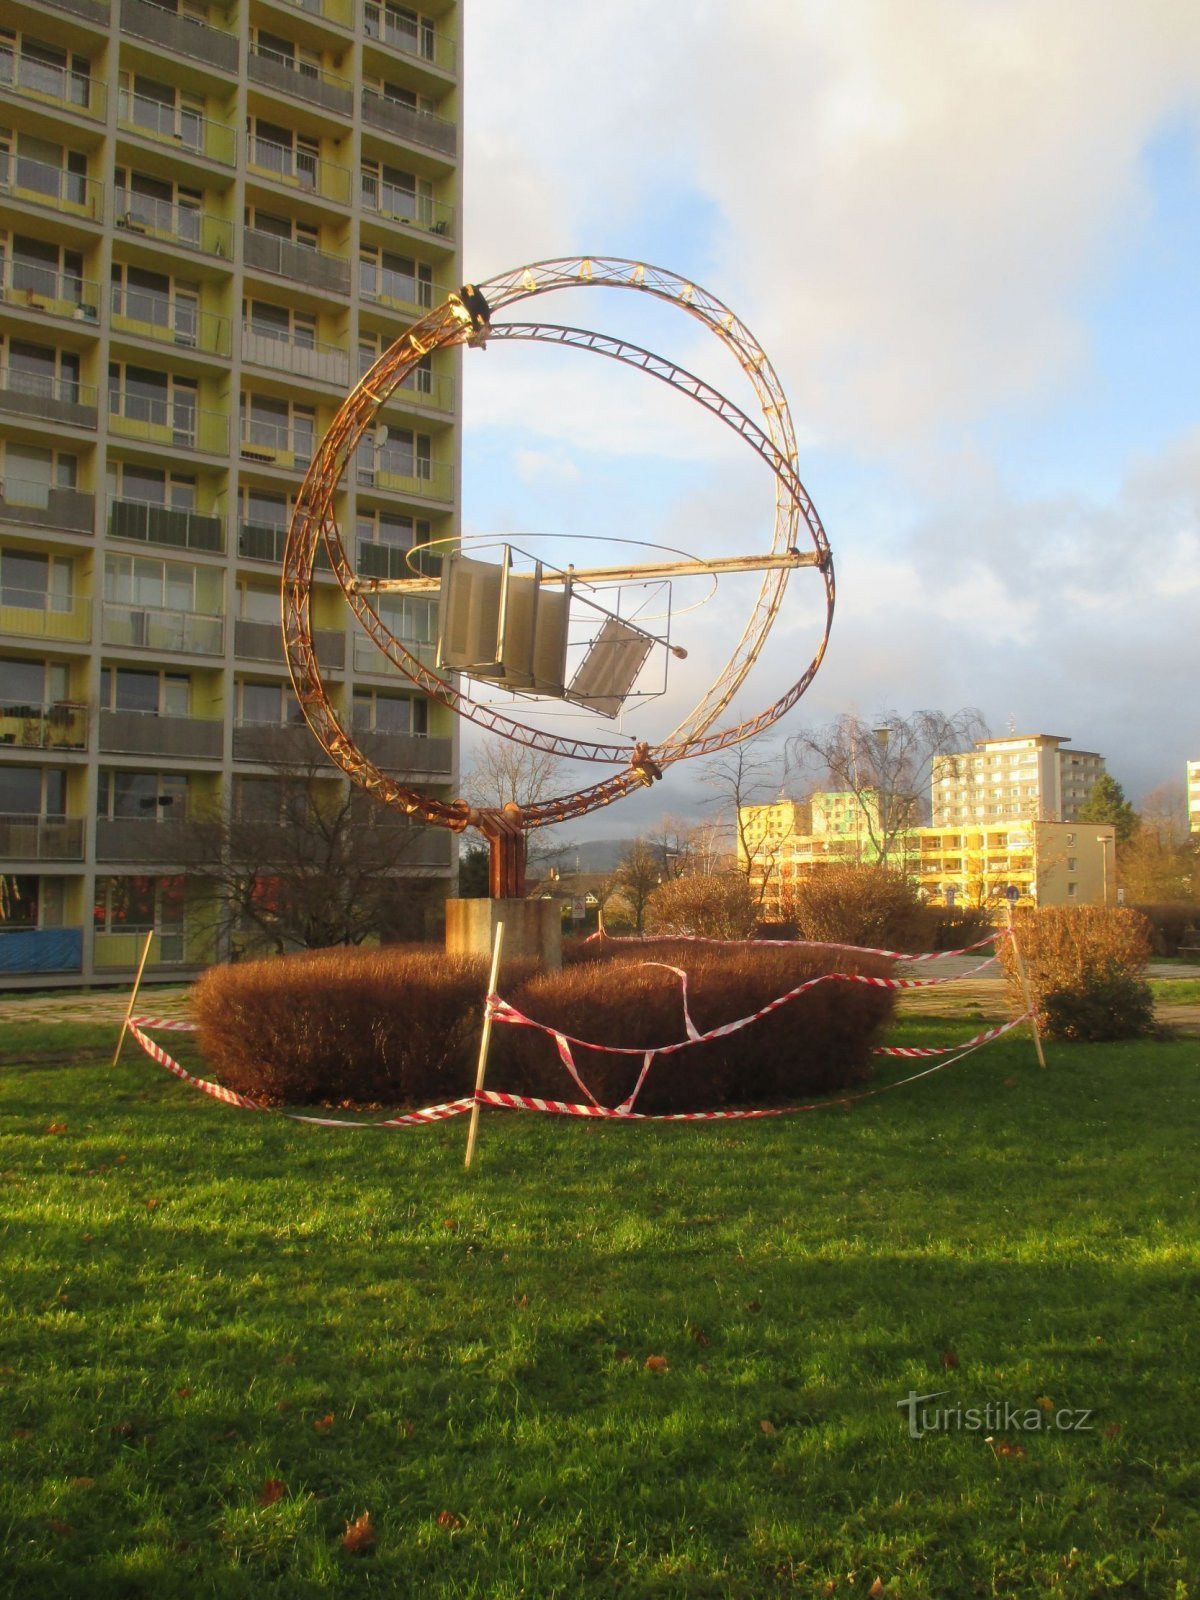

left=1077, top=774, right=1139, bottom=844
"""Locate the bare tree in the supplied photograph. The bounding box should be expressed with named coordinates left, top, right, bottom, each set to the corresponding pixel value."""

left=607, top=839, right=662, bottom=933
left=189, top=754, right=440, bottom=954
left=460, top=732, right=571, bottom=878
left=699, top=740, right=789, bottom=908
left=787, top=708, right=988, bottom=868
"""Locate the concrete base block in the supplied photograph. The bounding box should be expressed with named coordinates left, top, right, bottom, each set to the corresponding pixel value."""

left=444, top=898, right=561, bottom=970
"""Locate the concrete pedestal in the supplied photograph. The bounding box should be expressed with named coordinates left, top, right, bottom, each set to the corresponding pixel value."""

left=445, top=898, right=561, bottom=970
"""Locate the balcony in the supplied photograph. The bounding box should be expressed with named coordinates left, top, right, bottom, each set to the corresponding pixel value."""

left=360, top=179, right=454, bottom=240
left=99, top=709, right=223, bottom=758
left=361, top=91, right=456, bottom=158
left=114, top=190, right=233, bottom=259
left=0, top=482, right=95, bottom=534
left=388, top=368, right=454, bottom=414
left=0, top=368, right=98, bottom=430
left=248, top=45, right=353, bottom=116
left=117, top=90, right=237, bottom=167
left=357, top=729, right=452, bottom=776
left=238, top=521, right=331, bottom=570
left=359, top=271, right=445, bottom=317
left=244, top=229, right=349, bottom=294
left=0, top=701, right=89, bottom=750
left=0, top=814, right=85, bottom=860
left=108, top=396, right=230, bottom=454
left=0, top=260, right=101, bottom=325
left=363, top=5, right=455, bottom=73
left=110, top=287, right=231, bottom=358
left=355, top=459, right=453, bottom=502
left=248, top=137, right=351, bottom=204
left=232, top=722, right=316, bottom=763
left=236, top=617, right=344, bottom=667
left=352, top=634, right=435, bottom=676
left=0, top=926, right=83, bottom=974
left=239, top=419, right=314, bottom=472
left=107, top=497, right=225, bottom=554
left=0, top=49, right=106, bottom=119
left=272, top=0, right=353, bottom=25
left=95, top=817, right=218, bottom=862
left=119, top=0, right=239, bottom=73
left=93, top=926, right=190, bottom=968
left=0, top=591, right=91, bottom=643
left=241, top=326, right=349, bottom=386
left=1, top=156, right=104, bottom=222
left=102, top=602, right=224, bottom=656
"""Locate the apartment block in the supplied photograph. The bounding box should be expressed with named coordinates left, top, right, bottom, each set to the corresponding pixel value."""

left=0, top=0, right=462, bottom=985
left=931, top=734, right=1106, bottom=827
left=1189, top=761, right=1200, bottom=834
left=917, top=822, right=1114, bottom=908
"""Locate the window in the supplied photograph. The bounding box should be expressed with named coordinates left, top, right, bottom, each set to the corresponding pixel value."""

left=1067, top=882, right=1077, bottom=898
left=107, top=461, right=197, bottom=509
left=9, top=234, right=84, bottom=303
left=238, top=681, right=304, bottom=725
left=100, top=769, right=189, bottom=820
left=245, top=299, right=316, bottom=347
left=240, top=486, right=289, bottom=529
left=123, top=74, right=204, bottom=149
left=0, top=764, right=66, bottom=818
left=249, top=118, right=319, bottom=186
left=4, top=337, right=79, bottom=401
left=356, top=509, right=430, bottom=549
left=116, top=169, right=203, bottom=245
left=94, top=874, right=184, bottom=931
left=104, top=554, right=221, bottom=615
left=359, top=247, right=432, bottom=307
left=108, top=362, right=197, bottom=441
left=0, top=656, right=69, bottom=710
left=352, top=690, right=427, bottom=734
left=111, top=264, right=199, bottom=344
left=238, top=582, right=281, bottom=622
left=0, top=442, right=75, bottom=508
left=375, top=593, right=435, bottom=645
left=361, top=160, right=433, bottom=223
left=242, top=393, right=315, bottom=463
left=357, top=427, right=431, bottom=485
left=11, top=132, right=88, bottom=203
left=100, top=667, right=190, bottom=716
left=0, top=548, right=72, bottom=611
left=0, top=35, right=91, bottom=108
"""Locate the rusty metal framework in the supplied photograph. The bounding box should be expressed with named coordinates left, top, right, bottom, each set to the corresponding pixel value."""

left=282, top=256, right=835, bottom=836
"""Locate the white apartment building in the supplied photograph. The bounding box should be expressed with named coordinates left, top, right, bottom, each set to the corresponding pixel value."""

left=931, top=735, right=1106, bottom=828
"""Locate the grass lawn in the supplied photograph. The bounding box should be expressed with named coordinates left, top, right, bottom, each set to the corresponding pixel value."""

left=1, top=1016, right=1198, bottom=1598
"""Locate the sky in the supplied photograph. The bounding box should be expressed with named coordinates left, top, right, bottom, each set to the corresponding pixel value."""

left=456, top=0, right=1200, bottom=837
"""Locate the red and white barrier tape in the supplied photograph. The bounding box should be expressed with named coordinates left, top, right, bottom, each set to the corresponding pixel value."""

left=873, top=1013, right=1028, bottom=1058
left=130, top=1015, right=197, bottom=1032
left=585, top=928, right=1008, bottom=963
left=126, top=1022, right=473, bottom=1128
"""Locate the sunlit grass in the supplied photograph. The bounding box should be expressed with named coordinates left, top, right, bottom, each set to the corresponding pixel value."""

left=1, top=1019, right=1198, bottom=1597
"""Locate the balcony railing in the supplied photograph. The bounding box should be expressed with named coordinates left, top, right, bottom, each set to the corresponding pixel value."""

left=43, top=0, right=109, bottom=22
left=361, top=90, right=456, bottom=157
left=363, top=5, right=455, bottom=72
left=237, top=522, right=332, bottom=570
left=114, top=190, right=233, bottom=258
left=118, top=89, right=237, bottom=166
left=236, top=617, right=344, bottom=666
left=110, top=287, right=231, bottom=357
left=0, top=155, right=104, bottom=221
left=119, top=0, right=239, bottom=73
left=232, top=722, right=315, bottom=763
left=352, top=633, right=435, bottom=675
left=101, top=602, right=224, bottom=656
left=108, top=396, right=230, bottom=454
left=107, top=497, right=225, bottom=554
left=274, top=0, right=352, bottom=25
left=93, top=926, right=190, bottom=968
left=0, top=814, right=85, bottom=860
left=0, top=48, right=106, bottom=118
left=0, top=367, right=98, bottom=428
left=241, top=326, right=349, bottom=385
left=355, top=729, right=452, bottom=776
left=248, top=45, right=353, bottom=115
left=248, top=137, right=351, bottom=204
left=389, top=368, right=454, bottom=413
left=0, top=482, right=94, bottom=533
left=0, top=926, right=83, bottom=974
left=98, top=708, right=223, bottom=758
left=0, top=590, right=91, bottom=642
left=240, top=419, right=315, bottom=470
left=244, top=229, right=349, bottom=294
left=355, top=459, right=453, bottom=501
left=0, top=260, right=101, bottom=324
left=0, top=701, right=89, bottom=750
left=359, top=177, right=453, bottom=239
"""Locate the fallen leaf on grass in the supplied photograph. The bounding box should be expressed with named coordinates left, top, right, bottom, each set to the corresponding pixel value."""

left=1037, top=1395, right=1054, bottom=1411
left=145, top=1198, right=160, bottom=1211
left=941, top=1350, right=959, bottom=1369
left=109, top=1421, right=136, bottom=1439
left=45, top=1122, right=68, bottom=1135
left=342, top=1511, right=375, bottom=1552
left=313, top=1413, right=335, bottom=1433
left=402, top=1420, right=415, bottom=1438
left=644, top=1355, right=669, bottom=1374
left=1104, top=1423, right=1122, bottom=1439
left=759, top=1419, right=777, bottom=1435
left=257, top=1479, right=287, bottom=1507
left=116, top=1154, right=127, bottom=1164
left=13, top=1427, right=34, bottom=1441
left=868, top=1580, right=887, bottom=1598
left=442, top=1217, right=458, bottom=1232
left=691, top=1327, right=710, bottom=1347
left=275, top=1401, right=292, bottom=1414
left=746, top=1299, right=763, bottom=1314
left=1002, top=1078, right=1016, bottom=1089
left=69, top=1477, right=94, bottom=1490
left=995, top=1440, right=1025, bottom=1459
left=435, top=1510, right=461, bottom=1529
left=175, top=1386, right=193, bottom=1399
left=47, top=1519, right=72, bottom=1538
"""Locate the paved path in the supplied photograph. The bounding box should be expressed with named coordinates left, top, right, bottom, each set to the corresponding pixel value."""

left=0, top=984, right=194, bottom=1029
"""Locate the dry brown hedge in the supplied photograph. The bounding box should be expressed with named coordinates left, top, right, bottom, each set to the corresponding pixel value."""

left=194, top=937, right=896, bottom=1113
left=998, top=906, right=1154, bottom=1042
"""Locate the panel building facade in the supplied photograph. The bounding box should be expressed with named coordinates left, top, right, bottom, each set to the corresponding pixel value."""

left=0, top=0, right=462, bottom=984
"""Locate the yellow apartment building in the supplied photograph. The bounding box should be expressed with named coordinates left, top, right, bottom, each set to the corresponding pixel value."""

left=931, top=734, right=1106, bottom=827
left=1188, top=760, right=1200, bottom=834
left=917, top=821, right=1114, bottom=908
left=0, top=0, right=462, bottom=984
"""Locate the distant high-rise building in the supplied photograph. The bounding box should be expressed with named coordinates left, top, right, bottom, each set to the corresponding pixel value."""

left=1188, top=760, right=1200, bottom=834
left=931, top=734, right=1105, bottom=828
left=0, top=0, right=462, bottom=985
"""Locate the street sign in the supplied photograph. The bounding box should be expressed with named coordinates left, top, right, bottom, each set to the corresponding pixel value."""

left=1006, top=885, right=1020, bottom=903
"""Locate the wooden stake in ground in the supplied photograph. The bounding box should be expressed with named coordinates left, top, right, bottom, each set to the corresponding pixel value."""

left=1006, top=905, right=1047, bottom=1070
left=112, top=928, right=156, bottom=1068
left=464, top=920, right=505, bottom=1169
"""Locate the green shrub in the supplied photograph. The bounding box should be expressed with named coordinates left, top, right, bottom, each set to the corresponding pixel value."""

left=644, top=874, right=757, bottom=939
left=494, top=939, right=895, bottom=1111
left=998, top=906, right=1154, bottom=1043
left=781, top=864, right=927, bottom=950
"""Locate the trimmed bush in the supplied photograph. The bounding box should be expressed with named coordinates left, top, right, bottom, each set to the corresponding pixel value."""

left=644, top=874, right=758, bottom=939
left=493, top=938, right=895, bottom=1112
left=1130, top=901, right=1200, bottom=958
left=998, top=906, right=1154, bottom=1042
left=781, top=864, right=927, bottom=950
left=193, top=945, right=533, bottom=1106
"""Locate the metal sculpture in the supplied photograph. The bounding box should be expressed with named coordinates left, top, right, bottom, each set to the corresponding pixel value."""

left=282, top=257, right=834, bottom=894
